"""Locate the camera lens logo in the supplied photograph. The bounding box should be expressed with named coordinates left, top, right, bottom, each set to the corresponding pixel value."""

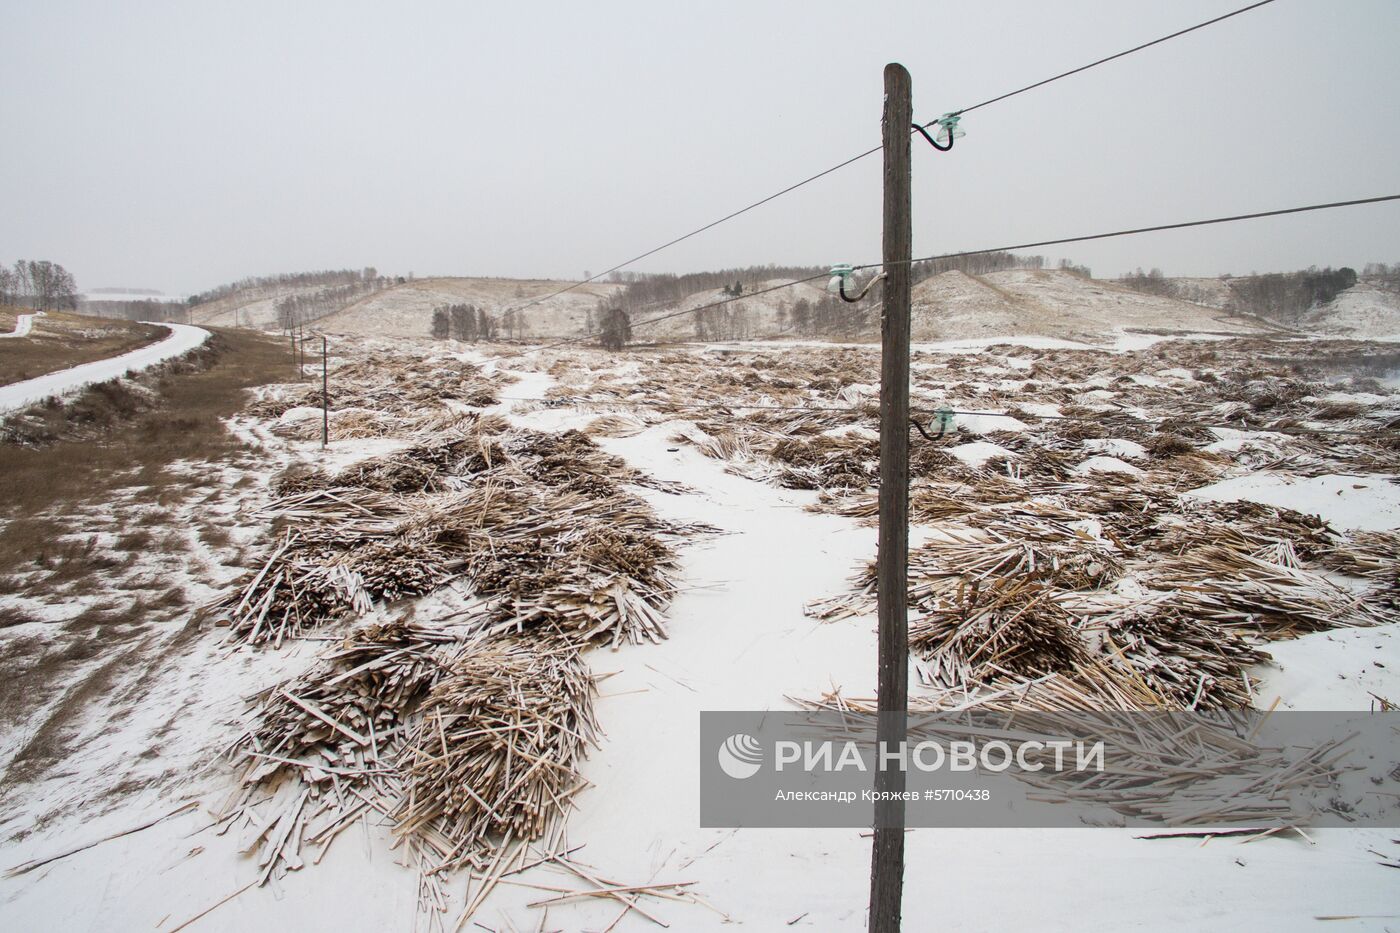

left=717, top=733, right=763, bottom=780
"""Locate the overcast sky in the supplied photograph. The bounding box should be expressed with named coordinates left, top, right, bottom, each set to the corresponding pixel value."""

left=2, top=0, right=1398, bottom=294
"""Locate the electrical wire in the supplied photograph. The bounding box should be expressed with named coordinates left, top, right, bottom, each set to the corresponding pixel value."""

left=475, top=272, right=833, bottom=366
left=857, top=194, right=1400, bottom=272
left=474, top=191, right=1400, bottom=365
left=491, top=0, right=1281, bottom=328
left=940, top=0, right=1279, bottom=119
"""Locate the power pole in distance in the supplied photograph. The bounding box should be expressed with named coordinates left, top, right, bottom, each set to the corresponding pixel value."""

left=321, top=335, right=329, bottom=449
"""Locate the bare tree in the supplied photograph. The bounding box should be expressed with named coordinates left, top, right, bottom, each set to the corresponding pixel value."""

left=11, top=260, right=78, bottom=311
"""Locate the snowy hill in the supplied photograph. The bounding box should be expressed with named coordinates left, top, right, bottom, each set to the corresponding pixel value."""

left=316, top=277, right=622, bottom=339
left=1301, top=281, right=1400, bottom=339
left=188, top=283, right=331, bottom=329
left=912, top=268, right=1263, bottom=342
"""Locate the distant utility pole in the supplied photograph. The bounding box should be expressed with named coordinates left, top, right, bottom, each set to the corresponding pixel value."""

left=869, top=61, right=912, bottom=933
left=321, top=335, right=329, bottom=448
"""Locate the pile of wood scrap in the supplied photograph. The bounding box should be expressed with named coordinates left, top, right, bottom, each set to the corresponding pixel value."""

left=215, top=419, right=701, bottom=647
left=212, top=393, right=713, bottom=924
left=1145, top=542, right=1387, bottom=634
left=807, top=511, right=1123, bottom=623
left=805, top=484, right=1396, bottom=712
left=396, top=640, right=597, bottom=851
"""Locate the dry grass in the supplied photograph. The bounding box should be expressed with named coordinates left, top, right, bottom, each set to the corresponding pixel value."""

left=0, top=328, right=292, bottom=783
left=0, top=329, right=290, bottom=523
left=0, top=311, right=165, bottom=385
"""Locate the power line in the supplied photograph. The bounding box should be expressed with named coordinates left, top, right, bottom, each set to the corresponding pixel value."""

left=493, top=152, right=882, bottom=324
left=858, top=194, right=1400, bottom=271
left=943, top=0, right=1279, bottom=119
left=493, top=0, right=1281, bottom=328
left=475, top=272, right=832, bottom=366
left=475, top=191, right=1400, bottom=364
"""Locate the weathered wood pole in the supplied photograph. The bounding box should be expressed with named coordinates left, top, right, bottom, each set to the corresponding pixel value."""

left=869, top=60, right=912, bottom=933
left=321, top=335, right=329, bottom=448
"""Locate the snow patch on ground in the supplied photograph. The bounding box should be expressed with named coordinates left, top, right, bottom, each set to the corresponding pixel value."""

left=1074, top=456, right=1144, bottom=477
left=950, top=441, right=1015, bottom=467
left=1186, top=473, right=1400, bottom=531
left=1083, top=438, right=1148, bottom=461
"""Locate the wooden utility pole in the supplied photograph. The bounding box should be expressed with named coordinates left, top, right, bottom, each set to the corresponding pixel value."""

left=869, top=61, right=913, bottom=933
left=321, top=335, right=329, bottom=448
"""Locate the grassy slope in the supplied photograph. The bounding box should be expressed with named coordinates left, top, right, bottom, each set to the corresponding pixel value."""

left=0, top=328, right=291, bottom=790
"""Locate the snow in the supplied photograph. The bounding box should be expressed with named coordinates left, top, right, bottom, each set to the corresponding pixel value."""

left=1109, top=331, right=1234, bottom=352
left=5, top=343, right=1400, bottom=931
left=1017, top=402, right=1063, bottom=418
left=81, top=291, right=187, bottom=303
left=1202, top=427, right=1291, bottom=455
left=950, top=441, right=1015, bottom=467
left=0, top=322, right=210, bottom=413
left=1252, top=626, right=1400, bottom=711
left=822, top=424, right=879, bottom=441
left=952, top=412, right=1030, bottom=435
left=1083, top=438, right=1148, bottom=461
left=0, top=310, right=41, bottom=338
left=1074, top=456, right=1145, bottom=477
left=1301, top=282, right=1400, bottom=340
left=1317, top=390, right=1393, bottom=407
left=911, top=270, right=1261, bottom=346
left=912, top=335, right=1093, bottom=353
left=1186, top=473, right=1400, bottom=531
left=276, top=405, right=323, bottom=426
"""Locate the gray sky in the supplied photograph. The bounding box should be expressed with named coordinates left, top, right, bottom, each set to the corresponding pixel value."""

left=2, top=0, right=1398, bottom=294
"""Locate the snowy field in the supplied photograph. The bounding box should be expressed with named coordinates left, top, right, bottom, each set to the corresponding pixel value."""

left=1, top=332, right=1398, bottom=931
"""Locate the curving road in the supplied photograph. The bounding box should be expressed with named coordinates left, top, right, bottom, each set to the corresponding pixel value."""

left=0, top=311, right=42, bottom=339
left=0, top=322, right=211, bottom=414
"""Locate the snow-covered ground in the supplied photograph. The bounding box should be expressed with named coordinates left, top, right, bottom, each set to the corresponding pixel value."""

left=1302, top=282, right=1400, bottom=341
left=2, top=335, right=1398, bottom=932
left=0, top=322, right=209, bottom=412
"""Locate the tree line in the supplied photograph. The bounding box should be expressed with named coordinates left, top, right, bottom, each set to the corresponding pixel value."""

left=430, top=303, right=496, bottom=341
left=1118, top=265, right=1363, bottom=321
left=1228, top=267, right=1357, bottom=322
left=1362, top=262, right=1400, bottom=292
left=189, top=267, right=382, bottom=307
left=80, top=297, right=188, bottom=322
left=276, top=279, right=385, bottom=330
left=588, top=251, right=1067, bottom=345
left=0, top=260, right=79, bottom=311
